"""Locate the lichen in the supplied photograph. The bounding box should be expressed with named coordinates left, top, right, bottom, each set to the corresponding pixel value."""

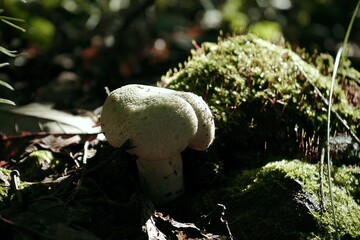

left=160, top=34, right=360, bottom=165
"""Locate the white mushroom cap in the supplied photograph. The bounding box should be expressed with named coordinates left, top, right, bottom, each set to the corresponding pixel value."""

left=174, top=92, right=215, bottom=150
left=101, top=84, right=201, bottom=160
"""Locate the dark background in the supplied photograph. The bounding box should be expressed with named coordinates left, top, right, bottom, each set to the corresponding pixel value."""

left=1, top=0, right=359, bottom=109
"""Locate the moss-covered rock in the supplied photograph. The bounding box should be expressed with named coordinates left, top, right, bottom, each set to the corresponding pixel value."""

left=160, top=34, right=360, bottom=166
left=333, top=165, right=360, bottom=204
left=192, top=160, right=360, bottom=239
left=253, top=160, right=360, bottom=239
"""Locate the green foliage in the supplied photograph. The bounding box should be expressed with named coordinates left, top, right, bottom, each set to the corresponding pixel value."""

left=193, top=160, right=360, bottom=239
left=0, top=168, right=11, bottom=209
left=17, top=150, right=65, bottom=181
left=221, top=0, right=360, bottom=54
left=27, top=16, right=54, bottom=47
left=333, top=165, right=360, bottom=204
left=248, top=20, right=282, bottom=42
left=161, top=34, right=360, bottom=165
left=4, top=0, right=55, bottom=48
left=259, top=160, right=360, bottom=239
left=0, top=0, right=26, bottom=105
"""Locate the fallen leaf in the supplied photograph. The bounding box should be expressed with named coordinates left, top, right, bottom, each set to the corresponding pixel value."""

left=28, top=135, right=81, bottom=153
left=0, top=103, right=101, bottom=134
left=144, top=211, right=227, bottom=240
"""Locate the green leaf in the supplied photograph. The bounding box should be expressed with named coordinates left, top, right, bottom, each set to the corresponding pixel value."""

left=0, top=98, right=15, bottom=105
left=0, top=80, right=14, bottom=90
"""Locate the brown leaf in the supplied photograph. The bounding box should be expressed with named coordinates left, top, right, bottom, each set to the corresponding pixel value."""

left=144, top=211, right=226, bottom=240
left=28, top=135, right=81, bottom=153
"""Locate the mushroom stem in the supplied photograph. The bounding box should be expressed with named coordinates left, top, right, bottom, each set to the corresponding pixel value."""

left=136, top=154, right=184, bottom=205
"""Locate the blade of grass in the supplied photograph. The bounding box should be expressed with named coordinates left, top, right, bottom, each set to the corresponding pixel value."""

left=327, top=47, right=342, bottom=240
left=0, top=98, right=15, bottom=105
left=0, top=62, right=9, bottom=68
left=341, top=0, right=360, bottom=60
left=0, top=46, right=18, bottom=57
left=1, top=18, right=26, bottom=32
left=0, top=16, right=25, bottom=22
left=0, top=80, right=14, bottom=90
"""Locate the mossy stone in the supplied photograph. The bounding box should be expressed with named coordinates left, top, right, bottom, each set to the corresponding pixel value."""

left=161, top=34, right=360, bottom=166
left=194, top=160, right=360, bottom=239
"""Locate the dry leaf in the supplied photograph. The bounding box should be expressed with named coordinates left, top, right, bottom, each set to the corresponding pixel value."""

left=0, top=103, right=101, bottom=134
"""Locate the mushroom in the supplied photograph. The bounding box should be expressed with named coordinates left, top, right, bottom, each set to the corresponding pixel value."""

left=100, top=84, right=215, bottom=205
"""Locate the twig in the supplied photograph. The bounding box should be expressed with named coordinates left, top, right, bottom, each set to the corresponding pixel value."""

left=10, top=170, right=22, bottom=202
left=217, top=203, right=234, bottom=240
left=65, top=140, right=89, bottom=204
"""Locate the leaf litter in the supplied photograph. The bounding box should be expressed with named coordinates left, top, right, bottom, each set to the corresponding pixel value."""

left=0, top=109, right=229, bottom=239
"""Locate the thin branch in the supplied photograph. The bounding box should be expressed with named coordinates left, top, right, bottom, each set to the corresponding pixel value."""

left=217, top=203, right=234, bottom=240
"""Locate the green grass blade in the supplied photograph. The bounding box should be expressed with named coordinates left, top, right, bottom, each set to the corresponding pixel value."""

left=342, top=0, right=360, bottom=59
left=0, top=46, right=18, bottom=57
left=0, top=16, right=25, bottom=22
left=0, top=80, right=14, bottom=90
left=327, top=47, right=342, bottom=240
left=1, top=18, right=26, bottom=32
left=0, top=98, right=15, bottom=105
left=0, top=62, right=9, bottom=68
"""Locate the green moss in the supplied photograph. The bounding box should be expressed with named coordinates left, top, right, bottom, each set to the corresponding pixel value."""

left=192, top=160, right=360, bottom=239
left=235, top=160, right=360, bottom=239
left=248, top=21, right=283, bottom=42
left=0, top=168, right=12, bottom=209
left=17, top=150, right=63, bottom=181
left=161, top=34, right=360, bottom=165
left=333, top=165, right=360, bottom=204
